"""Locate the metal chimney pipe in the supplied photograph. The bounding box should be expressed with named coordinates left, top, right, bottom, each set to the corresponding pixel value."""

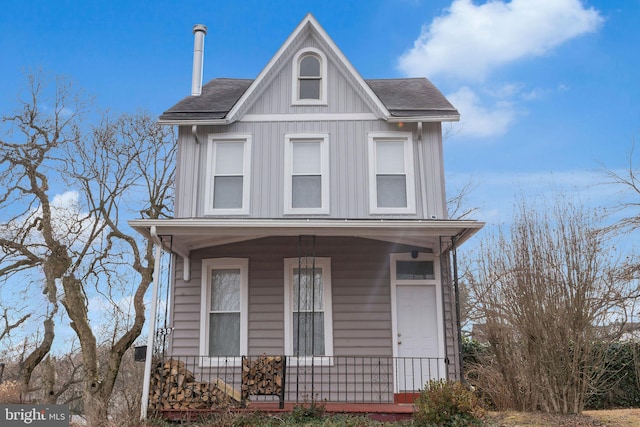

left=191, top=24, right=207, bottom=96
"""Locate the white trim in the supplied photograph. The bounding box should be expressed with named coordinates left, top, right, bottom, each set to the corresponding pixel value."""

left=292, top=48, right=328, bottom=105
left=284, top=133, right=330, bottom=215
left=284, top=257, right=334, bottom=365
left=241, top=113, right=378, bottom=122
left=199, top=258, right=249, bottom=367
left=203, top=134, right=252, bottom=215
left=389, top=253, right=446, bottom=390
left=367, top=132, right=417, bottom=214
left=387, top=115, right=460, bottom=123
left=129, top=218, right=485, bottom=253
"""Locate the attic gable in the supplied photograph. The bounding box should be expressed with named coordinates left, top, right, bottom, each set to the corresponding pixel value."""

left=226, top=13, right=389, bottom=122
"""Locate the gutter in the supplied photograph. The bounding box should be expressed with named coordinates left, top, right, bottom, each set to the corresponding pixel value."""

left=387, top=114, right=460, bottom=123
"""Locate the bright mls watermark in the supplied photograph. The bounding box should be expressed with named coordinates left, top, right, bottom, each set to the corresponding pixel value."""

left=1, top=404, right=68, bottom=426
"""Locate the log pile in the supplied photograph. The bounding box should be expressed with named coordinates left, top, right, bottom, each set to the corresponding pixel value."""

left=241, top=354, right=286, bottom=401
left=148, top=359, right=242, bottom=410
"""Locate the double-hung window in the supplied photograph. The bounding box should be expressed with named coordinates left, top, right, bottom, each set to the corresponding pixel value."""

left=204, top=134, right=251, bottom=215
left=292, top=48, right=327, bottom=105
left=284, top=134, right=329, bottom=214
left=284, top=257, right=333, bottom=362
left=200, top=258, right=248, bottom=365
left=368, top=132, right=416, bottom=214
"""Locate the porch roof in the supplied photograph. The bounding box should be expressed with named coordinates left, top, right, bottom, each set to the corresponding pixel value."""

left=128, top=218, right=484, bottom=259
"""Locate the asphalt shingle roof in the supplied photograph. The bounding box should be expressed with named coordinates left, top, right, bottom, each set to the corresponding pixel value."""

left=159, top=77, right=458, bottom=122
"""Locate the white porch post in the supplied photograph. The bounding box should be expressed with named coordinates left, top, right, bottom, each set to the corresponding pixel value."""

left=140, top=226, right=163, bottom=420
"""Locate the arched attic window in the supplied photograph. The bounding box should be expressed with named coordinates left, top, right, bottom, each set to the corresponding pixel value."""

left=292, top=48, right=327, bottom=105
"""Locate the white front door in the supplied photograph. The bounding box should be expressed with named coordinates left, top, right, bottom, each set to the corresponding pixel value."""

left=396, top=284, right=439, bottom=391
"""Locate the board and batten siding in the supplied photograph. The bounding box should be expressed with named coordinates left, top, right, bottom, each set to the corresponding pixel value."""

left=244, top=35, right=374, bottom=116
left=169, top=236, right=454, bottom=360
left=174, top=120, right=447, bottom=220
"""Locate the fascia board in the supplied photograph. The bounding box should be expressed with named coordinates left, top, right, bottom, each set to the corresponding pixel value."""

left=157, top=118, right=230, bottom=126
left=129, top=218, right=484, bottom=239
left=386, top=114, right=461, bottom=123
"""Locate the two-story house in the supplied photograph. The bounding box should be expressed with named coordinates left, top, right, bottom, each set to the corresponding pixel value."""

left=131, top=14, right=483, bottom=413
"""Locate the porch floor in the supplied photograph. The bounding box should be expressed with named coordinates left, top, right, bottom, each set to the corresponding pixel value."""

left=157, top=402, right=415, bottom=422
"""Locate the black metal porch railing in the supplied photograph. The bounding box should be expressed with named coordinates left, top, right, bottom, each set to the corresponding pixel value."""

left=146, top=355, right=446, bottom=411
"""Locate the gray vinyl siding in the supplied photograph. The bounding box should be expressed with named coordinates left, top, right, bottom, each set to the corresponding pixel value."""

left=174, top=120, right=446, bottom=220
left=172, top=32, right=447, bottom=220
left=169, top=236, right=454, bottom=360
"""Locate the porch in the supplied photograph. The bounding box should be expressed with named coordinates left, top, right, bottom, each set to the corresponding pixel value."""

left=146, top=354, right=445, bottom=418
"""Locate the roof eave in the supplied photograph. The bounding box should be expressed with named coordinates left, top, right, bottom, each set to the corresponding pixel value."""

left=386, top=114, right=460, bottom=123
left=157, top=118, right=232, bottom=126
left=129, top=218, right=484, bottom=255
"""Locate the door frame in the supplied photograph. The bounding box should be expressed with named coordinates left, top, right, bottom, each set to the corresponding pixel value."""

left=389, top=252, right=446, bottom=392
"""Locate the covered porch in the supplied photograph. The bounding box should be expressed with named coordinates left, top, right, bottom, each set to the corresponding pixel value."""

left=129, top=218, right=483, bottom=418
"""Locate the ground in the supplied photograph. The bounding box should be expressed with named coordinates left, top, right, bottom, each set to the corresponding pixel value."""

left=490, top=409, right=640, bottom=427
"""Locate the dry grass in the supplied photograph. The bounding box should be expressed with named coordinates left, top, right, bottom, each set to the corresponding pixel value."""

left=584, top=409, right=640, bottom=427
left=490, top=409, right=640, bottom=427
left=0, top=380, right=21, bottom=403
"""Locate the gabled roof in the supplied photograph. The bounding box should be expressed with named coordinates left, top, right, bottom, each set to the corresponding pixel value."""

left=158, top=14, right=459, bottom=125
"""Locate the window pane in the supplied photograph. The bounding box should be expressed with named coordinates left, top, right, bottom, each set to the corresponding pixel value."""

left=376, top=141, right=405, bottom=174
left=209, top=313, right=240, bottom=356
left=211, top=269, right=240, bottom=311
left=292, top=175, right=321, bottom=208
left=396, top=261, right=435, bottom=280
left=292, top=142, right=321, bottom=174
left=293, top=312, right=325, bottom=356
left=299, top=79, right=320, bottom=100
left=293, top=268, right=323, bottom=311
left=213, top=176, right=243, bottom=208
left=299, top=56, right=320, bottom=77
left=215, top=142, right=244, bottom=174
left=377, top=175, right=407, bottom=207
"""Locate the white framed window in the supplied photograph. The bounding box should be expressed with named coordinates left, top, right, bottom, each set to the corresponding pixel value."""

left=199, top=258, right=248, bottom=366
left=367, top=132, right=416, bottom=214
left=204, top=134, right=251, bottom=215
left=284, top=134, right=330, bottom=214
left=292, top=48, right=328, bottom=105
left=284, top=257, right=333, bottom=364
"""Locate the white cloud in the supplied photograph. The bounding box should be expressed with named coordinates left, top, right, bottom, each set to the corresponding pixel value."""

left=398, top=0, right=603, bottom=81
left=447, top=86, right=516, bottom=137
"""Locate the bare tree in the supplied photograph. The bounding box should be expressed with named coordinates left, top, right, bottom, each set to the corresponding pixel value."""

left=447, top=176, right=479, bottom=220
left=0, top=73, right=175, bottom=426
left=0, top=308, right=30, bottom=343
left=463, top=197, right=634, bottom=413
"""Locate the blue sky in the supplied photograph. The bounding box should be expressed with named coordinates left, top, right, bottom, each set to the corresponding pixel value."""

left=1, top=0, right=639, bottom=225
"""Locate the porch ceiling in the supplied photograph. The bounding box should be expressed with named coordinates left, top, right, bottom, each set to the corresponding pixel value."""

left=128, top=218, right=484, bottom=258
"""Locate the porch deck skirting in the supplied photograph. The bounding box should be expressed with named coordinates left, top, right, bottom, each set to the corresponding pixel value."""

left=147, top=355, right=446, bottom=412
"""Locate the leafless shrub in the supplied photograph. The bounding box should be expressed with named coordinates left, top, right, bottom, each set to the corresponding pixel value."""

left=463, top=196, right=635, bottom=413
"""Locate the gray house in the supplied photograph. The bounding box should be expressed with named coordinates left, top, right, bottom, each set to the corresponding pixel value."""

left=131, top=14, right=483, bottom=411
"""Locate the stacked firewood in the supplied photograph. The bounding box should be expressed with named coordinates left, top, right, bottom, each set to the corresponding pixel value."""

left=241, top=354, right=285, bottom=399
left=148, top=359, right=242, bottom=410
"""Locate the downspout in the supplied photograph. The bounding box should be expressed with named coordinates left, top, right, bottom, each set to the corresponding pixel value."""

left=416, top=122, right=430, bottom=218
left=140, top=226, right=163, bottom=420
